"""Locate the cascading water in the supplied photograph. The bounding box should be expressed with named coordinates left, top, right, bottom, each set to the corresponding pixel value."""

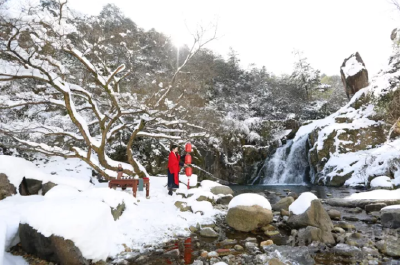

left=258, top=135, right=310, bottom=184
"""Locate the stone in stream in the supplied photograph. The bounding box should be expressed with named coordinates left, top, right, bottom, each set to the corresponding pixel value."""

left=365, top=203, right=387, bottom=213
left=335, top=221, right=356, bottom=231
left=260, top=240, right=274, bottom=247
left=332, top=243, right=363, bottom=258
left=381, top=206, right=400, bottom=229
left=343, top=216, right=359, bottom=222
left=345, top=207, right=363, bottom=214
left=226, top=205, right=273, bottom=232
left=244, top=242, right=260, bottom=255
left=199, top=227, right=218, bottom=238
left=234, top=245, right=244, bottom=252
left=327, top=209, right=341, bottom=220
left=287, top=200, right=335, bottom=244
left=268, top=258, right=286, bottom=265
left=280, top=209, right=289, bottom=216
left=271, top=197, right=294, bottom=211
left=262, top=245, right=315, bottom=265
left=332, top=227, right=346, bottom=234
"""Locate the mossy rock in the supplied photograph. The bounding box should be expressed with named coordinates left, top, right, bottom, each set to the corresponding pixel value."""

left=111, top=202, right=125, bottom=221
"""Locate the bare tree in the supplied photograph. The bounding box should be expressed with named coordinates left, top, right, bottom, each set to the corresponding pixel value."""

left=0, top=0, right=215, bottom=179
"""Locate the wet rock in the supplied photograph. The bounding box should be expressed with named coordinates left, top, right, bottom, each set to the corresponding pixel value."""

left=287, top=200, right=335, bottom=244
left=42, top=182, right=57, bottom=196
left=332, top=243, right=362, bottom=258
left=287, top=192, right=298, bottom=200
left=381, top=207, right=400, bottom=229
left=200, top=251, right=208, bottom=258
left=343, top=216, right=359, bottom=222
left=199, top=227, right=218, bottom=238
left=216, top=195, right=232, bottom=205
left=207, top=251, right=219, bottom=258
left=226, top=205, right=273, bottom=232
left=335, top=221, right=355, bottom=231
left=244, top=242, right=260, bottom=255
left=345, top=233, right=370, bottom=248
left=210, top=186, right=234, bottom=196
left=268, top=258, right=286, bottom=265
left=365, top=203, right=387, bottom=213
left=245, top=237, right=257, bottom=243
left=111, top=202, right=125, bottom=221
left=0, top=173, right=17, bottom=200
left=362, top=247, right=380, bottom=256
left=376, top=234, right=400, bottom=257
left=215, top=249, right=231, bottom=256
left=333, top=227, right=346, bottom=234
left=19, top=224, right=89, bottom=264
left=298, top=226, right=327, bottom=245
left=262, top=245, right=315, bottom=265
left=345, top=207, right=363, bottom=214
left=280, top=209, right=289, bottom=216
left=272, top=197, right=294, bottom=211
left=327, top=209, right=341, bottom=220
left=218, top=239, right=237, bottom=248
left=260, top=240, right=274, bottom=247
left=255, top=254, right=268, bottom=264
left=174, top=201, right=192, bottom=212
left=234, top=245, right=244, bottom=252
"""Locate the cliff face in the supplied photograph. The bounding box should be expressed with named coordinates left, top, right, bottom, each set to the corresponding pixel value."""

left=293, top=30, right=400, bottom=188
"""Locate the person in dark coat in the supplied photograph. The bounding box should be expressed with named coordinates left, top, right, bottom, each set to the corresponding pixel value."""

left=117, top=164, right=123, bottom=179
left=167, top=145, right=185, bottom=195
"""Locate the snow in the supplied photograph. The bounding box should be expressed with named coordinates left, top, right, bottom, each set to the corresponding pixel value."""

left=228, top=193, right=271, bottom=210
left=341, top=54, right=366, bottom=78
left=0, top=157, right=223, bottom=262
left=201, top=180, right=223, bottom=190
left=3, top=252, right=29, bottom=265
left=0, top=155, right=93, bottom=191
left=381, top=204, right=400, bottom=211
left=289, top=192, right=318, bottom=215
left=345, top=189, right=400, bottom=200
left=370, top=176, right=393, bottom=189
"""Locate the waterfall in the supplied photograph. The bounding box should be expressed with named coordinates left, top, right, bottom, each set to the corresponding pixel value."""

left=259, top=135, right=309, bottom=184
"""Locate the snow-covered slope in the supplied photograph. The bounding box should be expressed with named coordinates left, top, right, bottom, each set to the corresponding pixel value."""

left=293, top=32, right=400, bottom=187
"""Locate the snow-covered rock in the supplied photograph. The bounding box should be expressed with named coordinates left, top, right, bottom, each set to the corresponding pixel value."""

left=228, top=193, right=271, bottom=210
left=226, top=194, right=272, bottom=232
left=370, top=176, right=393, bottom=190
left=381, top=204, right=400, bottom=229
left=340, top=52, right=369, bottom=99
left=288, top=192, right=318, bottom=215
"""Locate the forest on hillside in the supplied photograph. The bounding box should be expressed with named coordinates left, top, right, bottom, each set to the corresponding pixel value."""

left=0, top=2, right=348, bottom=182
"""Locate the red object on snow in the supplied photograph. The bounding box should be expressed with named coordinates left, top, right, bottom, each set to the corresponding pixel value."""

left=185, top=154, right=192, bottom=164
left=185, top=166, right=192, bottom=177
left=185, top=142, right=192, bottom=153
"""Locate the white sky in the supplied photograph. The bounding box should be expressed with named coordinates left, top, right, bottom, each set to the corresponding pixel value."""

left=68, top=0, right=400, bottom=77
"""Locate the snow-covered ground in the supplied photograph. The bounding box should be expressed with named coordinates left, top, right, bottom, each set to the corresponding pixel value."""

left=0, top=155, right=224, bottom=263
left=345, top=188, right=400, bottom=200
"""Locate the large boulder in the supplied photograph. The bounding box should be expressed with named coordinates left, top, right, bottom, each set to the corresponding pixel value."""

left=19, top=223, right=89, bottom=265
left=0, top=173, right=17, bottom=200
left=210, top=186, right=234, bottom=196
left=381, top=205, right=400, bottom=229
left=262, top=245, right=315, bottom=265
left=226, top=194, right=272, bottom=232
left=226, top=205, right=273, bottom=232
left=272, top=197, right=294, bottom=211
left=288, top=199, right=334, bottom=244
left=340, top=52, right=369, bottom=100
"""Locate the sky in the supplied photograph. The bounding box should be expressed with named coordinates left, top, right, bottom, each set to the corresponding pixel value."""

left=67, top=0, right=400, bottom=77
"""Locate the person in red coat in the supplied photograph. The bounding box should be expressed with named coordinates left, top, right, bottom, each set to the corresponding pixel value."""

left=167, top=145, right=185, bottom=195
